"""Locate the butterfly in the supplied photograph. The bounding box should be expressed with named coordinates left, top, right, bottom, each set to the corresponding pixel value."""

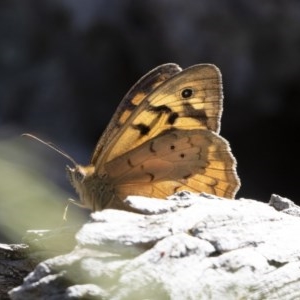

left=25, top=63, right=240, bottom=212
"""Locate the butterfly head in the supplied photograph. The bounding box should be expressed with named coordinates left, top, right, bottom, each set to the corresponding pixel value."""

left=22, top=133, right=98, bottom=209
left=66, top=164, right=95, bottom=187
left=66, top=164, right=96, bottom=209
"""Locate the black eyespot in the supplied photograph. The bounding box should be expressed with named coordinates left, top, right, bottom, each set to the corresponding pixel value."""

left=75, top=170, right=84, bottom=182
left=181, top=88, right=194, bottom=99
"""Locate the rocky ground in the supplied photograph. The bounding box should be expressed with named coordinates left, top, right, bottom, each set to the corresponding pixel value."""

left=2, top=193, right=300, bottom=299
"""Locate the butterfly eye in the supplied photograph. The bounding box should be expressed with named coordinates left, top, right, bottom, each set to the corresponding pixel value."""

left=75, top=170, right=84, bottom=182
left=181, top=88, right=194, bottom=99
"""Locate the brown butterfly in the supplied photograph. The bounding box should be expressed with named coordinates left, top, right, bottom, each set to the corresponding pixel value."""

left=24, top=63, right=240, bottom=212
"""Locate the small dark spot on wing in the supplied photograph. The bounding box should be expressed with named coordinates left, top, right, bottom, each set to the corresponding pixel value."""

left=150, top=141, right=156, bottom=153
left=183, top=103, right=208, bottom=125
left=168, top=112, right=179, bottom=125
left=146, top=172, right=155, bottom=181
left=149, top=105, right=172, bottom=113
left=132, top=123, right=151, bottom=136
left=127, top=158, right=134, bottom=167
left=149, top=104, right=179, bottom=126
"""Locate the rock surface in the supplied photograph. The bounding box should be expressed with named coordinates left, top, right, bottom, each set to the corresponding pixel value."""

left=6, top=193, right=300, bottom=299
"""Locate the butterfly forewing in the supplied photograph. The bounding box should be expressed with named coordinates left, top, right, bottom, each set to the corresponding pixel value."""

left=95, top=64, right=223, bottom=170
left=91, top=63, right=182, bottom=166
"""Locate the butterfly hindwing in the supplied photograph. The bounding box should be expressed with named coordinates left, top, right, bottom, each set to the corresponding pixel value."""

left=105, top=128, right=239, bottom=199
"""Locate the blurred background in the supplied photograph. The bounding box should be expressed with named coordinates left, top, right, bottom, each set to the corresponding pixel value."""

left=0, top=0, right=299, bottom=242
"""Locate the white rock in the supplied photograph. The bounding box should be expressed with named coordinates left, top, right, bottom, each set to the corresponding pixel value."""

left=9, top=193, right=300, bottom=300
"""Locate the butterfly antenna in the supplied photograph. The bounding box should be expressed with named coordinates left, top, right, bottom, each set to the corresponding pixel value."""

left=22, top=133, right=78, bottom=166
